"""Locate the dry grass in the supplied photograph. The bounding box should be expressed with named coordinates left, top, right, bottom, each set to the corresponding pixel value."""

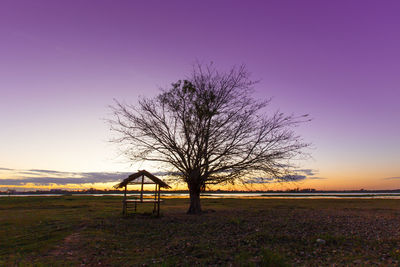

left=1, top=196, right=400, bottom=266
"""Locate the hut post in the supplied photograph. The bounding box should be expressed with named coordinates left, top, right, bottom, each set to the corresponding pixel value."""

left=157, top=184, right=161, bottom=216
left=123, top=185, right=127, bottom=215
left=140, top=174, right=144, bottom=201
left=153, top=184, right=157, bottom=213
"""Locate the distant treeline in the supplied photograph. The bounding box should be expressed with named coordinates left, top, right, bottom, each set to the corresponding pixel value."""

left=1, top=188, right=400, bottom=195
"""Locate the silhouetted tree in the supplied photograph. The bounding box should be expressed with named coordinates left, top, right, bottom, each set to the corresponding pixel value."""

left=110, top=64, right=310, bottom=214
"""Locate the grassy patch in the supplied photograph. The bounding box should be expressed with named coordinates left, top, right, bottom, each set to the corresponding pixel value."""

left=0, top=197, right=399, bottom=265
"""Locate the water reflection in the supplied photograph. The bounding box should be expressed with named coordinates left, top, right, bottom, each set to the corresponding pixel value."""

left=1, top=192, right=400, bottom=199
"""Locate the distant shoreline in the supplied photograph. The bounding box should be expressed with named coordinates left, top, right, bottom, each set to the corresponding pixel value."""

left=2, top=189, right=400, bottom=195
left=1, top=192, right=400, bottom=199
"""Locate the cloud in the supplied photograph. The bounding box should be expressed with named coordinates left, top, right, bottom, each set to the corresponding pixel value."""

left=292, top=169, right=327, bottom=181
left=0, top=168, right=179, bottom=187
left=28, top=169, right=66, bottom=174
left=0, top=169, right=130, bottom=186
left=0, top=167, right=325, bottom=187
left=383, top=177, right=400, bottom=180
left=295, top=169, right=317, bottom=176
left=244, top=174, right=307, bottom=184
left=0, top=167, right=14, bottom=171
left=279, top=175, right=307, bottom=181
left=0, top=173, right=129, bottom=186
left=244, top=177, right=275, bottom=184
left=307, top=177, right=327, bottom=180
left=153, top=171, right=182, bottom=177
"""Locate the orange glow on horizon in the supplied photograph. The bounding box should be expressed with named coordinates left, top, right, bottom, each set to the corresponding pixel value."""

left=1, top=166, right=399, bottom=192
left=2, top=176, right=399, bottom=192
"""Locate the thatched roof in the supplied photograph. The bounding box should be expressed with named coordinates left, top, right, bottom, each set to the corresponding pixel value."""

left=114, top=170, right=171, bottom=189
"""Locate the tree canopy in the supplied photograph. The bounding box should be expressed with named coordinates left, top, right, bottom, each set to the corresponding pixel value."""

left=110, top=64, right=310, bottom=213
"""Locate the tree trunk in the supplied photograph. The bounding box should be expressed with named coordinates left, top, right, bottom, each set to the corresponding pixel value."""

left=187, top=189, right=202, bottom=214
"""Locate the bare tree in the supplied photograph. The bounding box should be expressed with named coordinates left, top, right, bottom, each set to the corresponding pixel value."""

left=109, top=64, right=310, bottom=214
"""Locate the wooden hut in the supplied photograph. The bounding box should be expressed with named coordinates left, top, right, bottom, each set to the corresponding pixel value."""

left=114, top=170, right=171, bottom=216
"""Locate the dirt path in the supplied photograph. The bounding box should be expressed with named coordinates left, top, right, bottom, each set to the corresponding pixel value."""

left=49, top=231, right=83, bottom=258
left=47, top=226, right=111, bottom=266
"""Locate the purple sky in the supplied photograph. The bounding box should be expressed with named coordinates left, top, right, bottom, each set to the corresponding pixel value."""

left=0, top=0, right=399, bottom=190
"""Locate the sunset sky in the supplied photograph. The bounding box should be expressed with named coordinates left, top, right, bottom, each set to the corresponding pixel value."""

left=1, top=0, right=399, bottom=191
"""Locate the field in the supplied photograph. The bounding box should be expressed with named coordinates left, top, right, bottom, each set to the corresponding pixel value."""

left=1, top=196, right=400, bottom=266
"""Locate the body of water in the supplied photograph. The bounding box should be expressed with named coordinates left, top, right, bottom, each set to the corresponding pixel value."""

left=1, top=192, right=400, bottom=199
